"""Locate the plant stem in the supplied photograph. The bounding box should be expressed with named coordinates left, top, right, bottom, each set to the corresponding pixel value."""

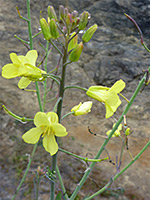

left=64, top=85, right=88, bottom=92
left=69, top=67, right=150, bottom=200
left=11, top=143, right=38, bottom=200
left=56, top=165, right=69, bottom=200
left=85, top=140, right=150, bottom=200
left=59, top=148, right=109, bottom=163
left=50, top=40, right=68, bottom=200
left=43, top=41, right=49, bottom=111
left=12, top=1, right=43, bottom=199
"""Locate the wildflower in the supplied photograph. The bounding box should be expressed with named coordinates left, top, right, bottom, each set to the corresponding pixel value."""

left=106, top=123, right=122, bottom=137
left=71, top=101, right=92, bottom=116
left=2, top=50, right=46, bottom=89
left=22, top=112, right=68, bottom=156
left=86, top=80, right=125, bottom=118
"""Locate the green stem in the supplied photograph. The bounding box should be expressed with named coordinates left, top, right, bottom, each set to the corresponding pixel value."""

left=12, top=1, right=43, bottom=199
left=43, top=41, right=49, bottom=111
left=85, top=140, right=150, bottom=200
left=11, top=143, right=38, bottom=200
left=69, top=67, right=150, bottom=200
left=59, top=148, right=109, bottom=163
left=64, top=85, right=88, bottom=92
left=50, top=40, right=68, bottom=200
left=49, top=39, right=63, bottom=56
left=56, top=165, right=69, bottom=200
left=2, top=105, right=33, bottom=122
left=14, top=35, right=29, bottom=44
left=61, top=111, right=74, bottom=120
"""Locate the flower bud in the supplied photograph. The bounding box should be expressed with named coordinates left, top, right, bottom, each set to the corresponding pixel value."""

left=125, top=127, right=131, bottom=136
left=82, top=24, right=98, bottom=43
left=69, top=42, right=83, bottom=62
left=49, top=19, right=59, bottom=39
left=78, top=11, right=89, bottom=30
left=40, top=18, right=51, bottom=40
left=59, top=5, right=65, bottom=20
left=72, top=10, right=78, bottom=18
left=68, top=32, right=78, bottom=52
left=71, top=101, right=92, bottom=116
left=48, top=6, right=57, bottom=21
left=66, top=13, right=73, bottom=25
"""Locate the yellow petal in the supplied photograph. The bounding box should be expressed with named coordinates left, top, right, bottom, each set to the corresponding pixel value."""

left=34, top=112, right=50, bottom=127
left=52, top=123, right=68, bottom=137
left=71, top=102, right=82, bottom=113
left=18, top=77, right=31, bottom=89
left=105, top=104, right=114, bottom=118
left=43, top=134, right=58, bottom=156
left=104, top=91, right=120, bottom=106
left=86, top=89, right=105, bottom=102
left=109, top=80, right=125, bottom=93
left=22, top=127, right=43, bottom=144
left=106, top=130, right=111, bottom=136
left=2, top=64, right=19, bottom=79
left=25, top=50, right=38, bottom=66
left=72, top=101, right=92, bottom=116
left=10, top=53, right=21, bottom=64
left=46, top=112, right=59, bottom=123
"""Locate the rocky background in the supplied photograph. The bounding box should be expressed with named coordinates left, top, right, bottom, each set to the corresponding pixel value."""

left=0, top=0, right=150, bottom=199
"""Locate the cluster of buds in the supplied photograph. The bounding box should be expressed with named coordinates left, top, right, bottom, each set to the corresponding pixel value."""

left=40, top=5, right=98, bottom=62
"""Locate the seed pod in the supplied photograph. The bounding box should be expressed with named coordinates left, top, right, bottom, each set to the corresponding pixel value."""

left=78, top=11, right=89, bottom=30
left=40, top=18, right=51, bottom=40
left=82, top=24, right=98, bottom=43
left=69, top=42, right=83, bottom=62
left=50, top=19, right=59, bottom=39
left=48, top=6, right=57, bottom=21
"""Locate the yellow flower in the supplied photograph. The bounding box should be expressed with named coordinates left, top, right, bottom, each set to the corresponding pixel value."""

left=86, top=80, right=125, bottom=118
left=2, top=50, right=46, bottom=89
left=106, top=123, right=122, bottom=137
left=71, top=101, right=92, bottom=116
left=22, top=112, right=68, bottom=156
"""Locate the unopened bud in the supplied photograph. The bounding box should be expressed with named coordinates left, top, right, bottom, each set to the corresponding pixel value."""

left=50, top=19, right=59, bottom=39
left=72, top=10, right=78, bottom=18
left=64, top=7, right=69, bottom=17
left=66, top=13, right=73, bottom=25
left=125, top=128, right=130, bottom=136
left=59, top=5, right=65, bottom=20
left=82, top=24, right=98, bottom=43
left=40, top=18, right=51, bottom=40
left=68, top=32, right=78, bottom=52
left=69, top=42, right=83, bottom=62
left=48, top=6, right=57, bottom=21
left=78, top=11, right=89, bottom=30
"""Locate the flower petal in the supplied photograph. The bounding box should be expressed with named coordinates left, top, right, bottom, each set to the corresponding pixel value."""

left=10, top=53, right=21, bottom=64
left=18, top=77, right=31, bottom=89
left=26, top=50, right=38, bottom=66
left=2, top=64, right=19, bottom=79
left=52, top=123, right=68, bottom=137
left=43, top=134, right=58, bottom=156
left=22, top=127, right=43, bottom=144
left=109, top=80, right=125, bottom=93
left=47, top=112, right=59, bottom=124
left=34, top=112, right=50, bottom=127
